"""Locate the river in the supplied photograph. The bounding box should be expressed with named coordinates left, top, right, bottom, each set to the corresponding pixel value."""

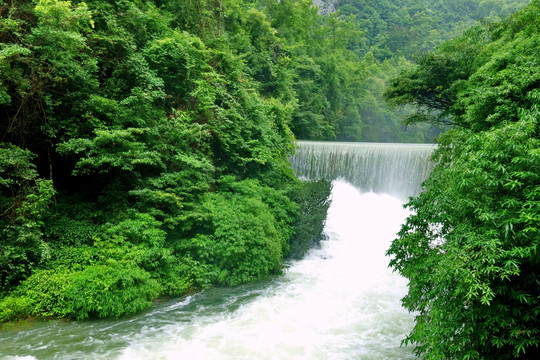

left=1, top=142, right=435, bottom=359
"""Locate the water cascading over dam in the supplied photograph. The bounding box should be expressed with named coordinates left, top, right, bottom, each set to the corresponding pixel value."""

left=0, top=142, right=437, bottom=360
left=290, top=141, right=436, bottom=200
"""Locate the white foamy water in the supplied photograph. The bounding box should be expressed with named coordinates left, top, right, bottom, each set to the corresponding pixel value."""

left=115, top=181, right=415, bottom=360
left=290, top=141, right=436, bottom=201
left=0, top=180, right=417, bottom=359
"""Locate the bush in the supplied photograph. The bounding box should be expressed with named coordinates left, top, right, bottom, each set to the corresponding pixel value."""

left=67, top=264, right=162, bottom=320
left=182, top=179, right=288, bottom=286
left=0, top=268, right=73, bottom=321
left=288, top=180, right=332, bottom=259
left=0, top=263, right=162, bottom=321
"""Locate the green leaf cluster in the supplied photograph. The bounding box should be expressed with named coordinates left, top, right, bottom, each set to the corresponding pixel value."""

left=387, top=2, right=540, bottom=358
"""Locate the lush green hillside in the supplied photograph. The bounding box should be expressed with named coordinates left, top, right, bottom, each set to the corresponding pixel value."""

left=0, top=0, right=331, bottom=321
left=265, top=0, right=532, bottom=142
left=336, top=0, right=531, bottom=59
left=331, top=0, right=533, bottom=142
left=386, top=1, right=540, bottom=358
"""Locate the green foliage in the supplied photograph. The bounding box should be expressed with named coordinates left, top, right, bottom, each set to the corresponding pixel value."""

left=262, top=0, right=368, bottom=141
left=456, top=34, right=540, bottom=131
left=57, top=128, right=163, bottom=175
left=0, top=178, right=55, bottom=291
left=0, top=268, right=73, bottom=322
left=337, top=0, right=532, bottom=60
left=180, top=178, right=298, bottom=286
left=2, top=0, right=527, bottom=325
left=390, top=115, right=540, bottom=359
left=387, top=2, right=540, bottom=358
left=287, top=179, right=332, bottom=259
left=384, top=1, right=537, bottom=130
left=67, top=264, right=162, bottom=320
left=143, top=32, right=209, bottom=108
left=0, top=145, right=55, bottom=291
left=331, top=0, right=531, bottom=141
left=258, top=0, right=474, bottom=142
left=384, top=26, right=491, bottom=127
left=0, top=0, right=334, bottom=322
left=0, top=264, right=162, bottom=321
left=0, top=145, right=37, bottom=192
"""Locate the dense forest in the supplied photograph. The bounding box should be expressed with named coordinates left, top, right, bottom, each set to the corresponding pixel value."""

left=0, top=4, right=537, bottom=358
left=324, top=0, right=533, bottom=142
left=386, top=1, right=539, bottom=358
left=332, top=0, right=531, bottom=59
left=0, top=0, right=337, bottom=322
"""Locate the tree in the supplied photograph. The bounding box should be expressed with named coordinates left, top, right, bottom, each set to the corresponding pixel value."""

left=387, top=2, right=540, bottom=358
left=384, top=26, right=491, bottom=127
left=0, top=0, right=332, bottom=322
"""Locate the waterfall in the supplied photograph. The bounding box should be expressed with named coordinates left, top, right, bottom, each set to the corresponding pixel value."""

left=0, top=141, right=437, bottom=360
left=290, top=141, right=436, bottom=200
left=0, top=182, right=420, bottom=360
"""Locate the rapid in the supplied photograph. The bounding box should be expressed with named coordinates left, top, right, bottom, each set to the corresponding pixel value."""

left=1, top=142, right=435, bottom=360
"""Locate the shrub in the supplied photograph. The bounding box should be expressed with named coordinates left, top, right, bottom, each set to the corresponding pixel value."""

left=288, top=180, right=332, bottom=259
left=67, top=264, right=162, bottom=320
left=182, top=180, right=287, bottom=286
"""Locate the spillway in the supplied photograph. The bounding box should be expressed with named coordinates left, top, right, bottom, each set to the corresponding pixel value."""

left=290, top=141, right=436, bottom=200
left=0, top=141, right=436, bottom=360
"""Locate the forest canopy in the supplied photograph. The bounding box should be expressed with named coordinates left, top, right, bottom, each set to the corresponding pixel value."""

left=0, top=0, right=334, bottom=321
left=300, top=0, right=534, bottom=142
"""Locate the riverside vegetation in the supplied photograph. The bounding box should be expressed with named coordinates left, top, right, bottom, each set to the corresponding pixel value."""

left=1, top=1, right=538, bottom=359
left=386, top=1, right=540, bottom=359
left=0, top=0, right=335, bottom=322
